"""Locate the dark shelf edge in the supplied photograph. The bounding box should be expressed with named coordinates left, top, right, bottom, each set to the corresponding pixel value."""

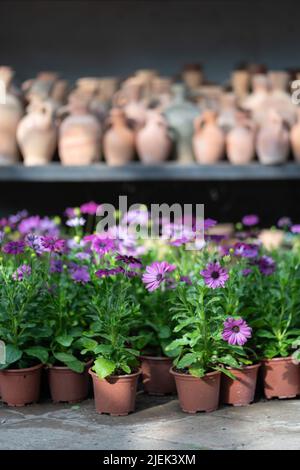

left=0, top=163, right=300, bottom=182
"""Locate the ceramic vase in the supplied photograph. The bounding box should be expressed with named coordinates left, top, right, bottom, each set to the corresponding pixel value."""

left=136, top=109, right=172, bottom=163
left=256, top=109, right=290, bottom=165
left=226, top=109, right=256, bottom=164
left=193, top=110, right=225, bottom=164
left=103, top=108, right=135, bottom=166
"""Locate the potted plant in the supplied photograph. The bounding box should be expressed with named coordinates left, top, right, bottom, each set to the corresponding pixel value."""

left=166, top=256, right=253, bottom=413
left=247, top=250, right=300, bottom=399
left=0, top=240, right=50, bottom=406
left=45, top=240, right=94, bottom=404
left=136, top=260, right=178, bottom=395
left=84, top=263, right=142, bottom=416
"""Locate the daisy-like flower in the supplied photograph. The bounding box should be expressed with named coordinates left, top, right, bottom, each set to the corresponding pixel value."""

left=25, top=233, right=43, bottom=254
left=80, top=201, right=100, bottom=215
left=3, top=240, right=25, bottom=255
left=234, top=242, right=258, bottom=259
left=18, top=216, right=41, bottom=234
left=95, top=267, right=124, bottom=278
left=66, top=217, right=86, bottom=227
left=12, top=264, right=31, bottom=281
left=180, top=275, right=193, bottom=285
left=70, top=265, right=90, bottom=284
left=222, top=317, right=252, bottom=346
left=90, top=235, right=115, bottom=256
left=75, top=252, right=91, bottom=261
left=204, top=218, right=217, bottom=230
left=64, top=207, right=76, bottom=219
left=258, top=255, right=276, bottom=276
left=291, top=224, right=300, bottom=234
left=200, top=261, right=229, bottom=289
left=41, top=236, right=65, bottom=254
left=50, top=259, right=63, bottom=274
left=115, top=253, right=142, bottom=267
left=142, top=261, right=176, bottom=292
left=277, top=217, right=292, bottom=229
left=242, top=214, right=259, bottom=227
left=242, top=268, right=252, bottom=277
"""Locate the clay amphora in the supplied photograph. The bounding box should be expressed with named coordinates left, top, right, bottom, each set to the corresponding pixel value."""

left=103, top=108, right=135, bottom=166
left=290, top=108, right=300, bottom=162
left=193, top=110, right=225, bottom=164
left=59, top=93, right=102, bottom=165
left=226, top=109, right=256, bottom=164
left=136, top=109, right=172, bottom=163
left=164, top=84, right=199, bottom=163
left=17, top=100, right=57, bottom=165
left=0, top=66, right=23, bottom=164
left=256, top=109, right=290, bottom=164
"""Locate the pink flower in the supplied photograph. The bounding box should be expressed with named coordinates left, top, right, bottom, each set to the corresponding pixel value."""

left=142, top=261, right=176, bottom=292
left=80, top=201, right=100, bottom=215
left=222, top=317, right=252, bottom=346
left=200, top=262, right=229, bottom=289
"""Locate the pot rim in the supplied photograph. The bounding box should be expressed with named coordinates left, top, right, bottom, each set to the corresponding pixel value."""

left=140, top=355, right=173, bottom=362
left=262, top=356, right=295, bottom=363
left=225, top=363, right=261, bottom=371
left=0, top=362, right=43, bottom=374
left=170, top=367, right=220, bottom=379
left=88, top=367, right=141, bottom=380
left=48, top=358, right=93, bottom=371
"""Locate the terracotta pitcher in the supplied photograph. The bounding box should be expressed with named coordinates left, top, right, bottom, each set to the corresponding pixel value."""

left=290, top=108, right=300, bottom=162
left=256, top=109, right=290, bottom=165
left=17, top=100, right=57, bottom=165
left=58, top=93, right=102, bottom=165
left=0, top=66, right=23, bottom=164
left=136, top=109, right=172, bottom=164
left=103, top=108, right=135, bottom=166
left=193, top=110, right=225, bottom=164
left=226, top=109, right=256, bottom=164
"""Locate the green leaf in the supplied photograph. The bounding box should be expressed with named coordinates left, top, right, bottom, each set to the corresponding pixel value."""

left=158, top=326, right=171, bottom=339
left=1, top=344, right=22, bottom=368
left=56, top=335, right=74, bottom=347
left=25, top=346, right=48, bottom=364
left=53, top=352, right=84, bottom=373
left=165, top=338, right=188, bottom=351
left=218, top=354, right=240, bottom=369
left=216, top=366, right=236, bottom=380
left=94, top=344, right=113, bottom=355
left=189, top=365, right=205, bottom=377
left=177, top=353, right=198, bottom=368
left=93, top=357, right=116, bottom=379
left=256, top=330, right=275, bottom=339
left=76, top=338, right=98, bottom=351
left=120, top=363, right=131, bottom=374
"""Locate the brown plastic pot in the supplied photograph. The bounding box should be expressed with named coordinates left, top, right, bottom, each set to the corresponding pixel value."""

left=170, top=368, right=221, bottom=413
left=89, top=368, right=141, bottom=416
left=221, top=364, right=261, bottom=406
left=262, top=357, right=300, bottom=399
left=48, top=360, right=92, bottom=403
left=0, top=363, right=43, bottom=406
left=140, top=355, right=176, bottom=395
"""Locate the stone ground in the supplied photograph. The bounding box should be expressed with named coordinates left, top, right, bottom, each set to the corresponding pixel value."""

left=1, top=392, right=300, bottom=450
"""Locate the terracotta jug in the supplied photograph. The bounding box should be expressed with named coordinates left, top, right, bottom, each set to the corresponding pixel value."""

left=17, top=100, right=57, bottom=166
left=218, top=92, right=238, bottom=133
left=0, top=66, right=23, bottom=164
left=136, top=109, right=172, bottom=164
left=164, top=84, right=199, bottom=163
left=103, top=108, right=135, bottom=166
left=193, top=110, right=225, bottom=164
left=58, top=93, right=102, bottom=165
left=231, top=69, right=250, bottom=102
left=256, top=109, right=290, bottom=165
left=122, top=78, right=147, bottom=129
left=226, top=109, right=256, bottom=164
left=290, top=108, right=300, bottom=162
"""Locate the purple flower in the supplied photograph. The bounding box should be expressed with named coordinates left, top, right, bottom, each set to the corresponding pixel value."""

left=25, top=233, right=43, bottom=254
left=12, top=264, right=31, bottom=281
left=75, top=252, right=91, bottom=261
left=242, top=214, right=259, bottom=227
left=234, top=242, right=259, bottom=259
left=50, top=259, right=63, bottom=273
left=277, top=217, right=292, bottom=229
left=169, top=237, right=190, bottom=247
left=258, top=255, right=276, bottom=276
left=66, top=217, right=86, bottom=227
left=122, top=208, right=149, bottom=226
left=3, top=240, right=25, bottom=255
left=95, top=267, right=124, bottom=278
left=70, top=265, right=90, bottom=284
left=88, top=235, right=115, bottom=256
left=180, top=276, right=193, bottom=285
left=41, top=236, right=65, bottom=254
left=0, top=231, right=4, bottom=245
left=115, top=253, right=142, bottom=267
left=142, top=261, right=176, bottom=292
left=291, top=225, right=300, bottom=234
left=222, top=317, right=252, bottom=346
left=64, top=207, right=76, bottom=218
left=204, top=218, right=217, bottom=230
left=242, top=268, right=252, bottom=277
left=39, top=217, right=59, bottom=237
left=200, top=262, right=229, bottom=289
left=80, top=201, right=100, bottom=215
left=18, top=216, right=41, bottom=234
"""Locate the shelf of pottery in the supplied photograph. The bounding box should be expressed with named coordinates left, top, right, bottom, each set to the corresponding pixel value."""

left=0, top=64, right=300, bottom=167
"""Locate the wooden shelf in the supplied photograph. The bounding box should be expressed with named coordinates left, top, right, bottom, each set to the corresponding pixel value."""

left=0, top=163, right=300, bottom=182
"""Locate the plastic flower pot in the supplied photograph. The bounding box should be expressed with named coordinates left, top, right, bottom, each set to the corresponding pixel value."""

left=0, top=363, right=43, bottom=406
left=262, top=357, right=300, bottom=399
left=48, top=360, right=93, bottom=404
left=221, top=364, right=261, bottom=406
left=140, top=355, right=176, bottom=395
left=170, top=368, right=221, bottom=413
left=89, top=368, right=141, bottom=416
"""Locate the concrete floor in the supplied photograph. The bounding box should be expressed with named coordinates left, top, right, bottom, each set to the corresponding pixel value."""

left=1, top=393, right=300, bottom=450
